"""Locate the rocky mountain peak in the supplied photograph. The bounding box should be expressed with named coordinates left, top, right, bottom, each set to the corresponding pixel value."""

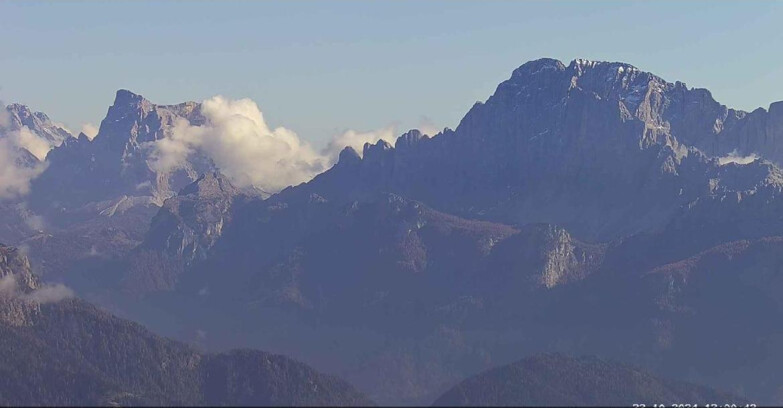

left=510, top=57, right=566, bottom=78
left=2, top=103, right=73, bottom=146
left=97, top=89, right=203, bottom=149
left=362, top=139, right=394, bottom=168
left=95, top=89, right=158, bottom=150
left=5, top=103, right=34, bottom=119
left=499, top=58, right=673, bottom=114
left=569, top=58, right=641, bottom=73
left=111, top=89, right=153, bottom=113
left=395, top=129, right=429, bottom=151
left=363, top=139, right=393, bottom=156
left=337, top=146, right=362, bottom=166
left=27, top=89, right=216, bottom=211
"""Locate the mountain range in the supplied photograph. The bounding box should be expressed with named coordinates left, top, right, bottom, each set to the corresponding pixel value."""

left=1, top=57, right=781, bottom=405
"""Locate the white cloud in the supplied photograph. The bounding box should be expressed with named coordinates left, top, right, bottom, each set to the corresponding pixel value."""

left=0, top=102, right=58, bottom=199
left=147, top=96, right=329, bottom=191
left=147, top=96, right=401, bottom=192
left=416, top=116, right=441, bottom=137
left=0, top=274, right=17, bottom=295
left=718, top=150, right=759, bottom=165
left=321, top=126, right=396, bottom=162
left=24, top=284, right=74, bottom=304
left=135, top=180, right=152, bottom=191
left=9, top=126, right=52, bottom=161
left=52, top=122, right=73, bottom=136
left=80, top=123, right=99, bottom=140
left=0, top=137, right=48, bottom=199
left=0, top=273, right=74, bottom=304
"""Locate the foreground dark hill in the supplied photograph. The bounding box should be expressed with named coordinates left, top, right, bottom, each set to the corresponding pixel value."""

left=433, top=354, right=744, bottom=407
left=0, top=245, right=372, bottom=406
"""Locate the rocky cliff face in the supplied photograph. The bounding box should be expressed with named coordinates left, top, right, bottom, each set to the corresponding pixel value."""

left=483, top=223, right=606, bottom=290
left=143, top=171, right=239, bottom=264
left=0, top=245, right=41, bottom=327
left=120, top=172, right=241, bottom=294
left=0, top=245, right=38, bottom=291
left=29, top=90, right=212, bottom=212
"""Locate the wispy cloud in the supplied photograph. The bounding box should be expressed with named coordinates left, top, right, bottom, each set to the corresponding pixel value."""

left=80, top=123, right=99, bottom=140
left=0, top=103, right=56, bottom=199
left=0, top=137, right=48, bottom=199
left=415, top=115, right=441, bottom=137
left=0, top=274, right=74, bottom=304
left=321, top=126, right=396, bottom=162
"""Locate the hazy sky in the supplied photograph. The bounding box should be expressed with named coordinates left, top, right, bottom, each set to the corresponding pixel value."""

left=1, top=1, right=781, bottom=146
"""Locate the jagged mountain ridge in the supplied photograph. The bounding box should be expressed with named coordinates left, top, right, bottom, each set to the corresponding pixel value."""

left=9, top=58, right=782, bottom=242
left=288, top=58, right=783, bottom=240
left=2, top=103, right=73, bottom=149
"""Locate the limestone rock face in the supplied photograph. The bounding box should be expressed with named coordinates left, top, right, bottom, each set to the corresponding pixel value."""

left=29, top=90, right=213, bottom=212
left=144, top=171, right=239, bottom=264
left=476, top=223, right=606, bottom=295
left=120, top=172, right=241, bottom=294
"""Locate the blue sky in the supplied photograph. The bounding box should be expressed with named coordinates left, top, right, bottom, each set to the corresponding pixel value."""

left=1, top=1, right=781, bottom=146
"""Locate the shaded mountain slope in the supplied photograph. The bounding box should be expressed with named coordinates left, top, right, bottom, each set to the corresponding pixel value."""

left=110, top=186, right=612, bottom=404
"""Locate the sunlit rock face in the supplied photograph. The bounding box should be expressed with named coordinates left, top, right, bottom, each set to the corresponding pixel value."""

left=29, top=90, right=211, bottom=212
